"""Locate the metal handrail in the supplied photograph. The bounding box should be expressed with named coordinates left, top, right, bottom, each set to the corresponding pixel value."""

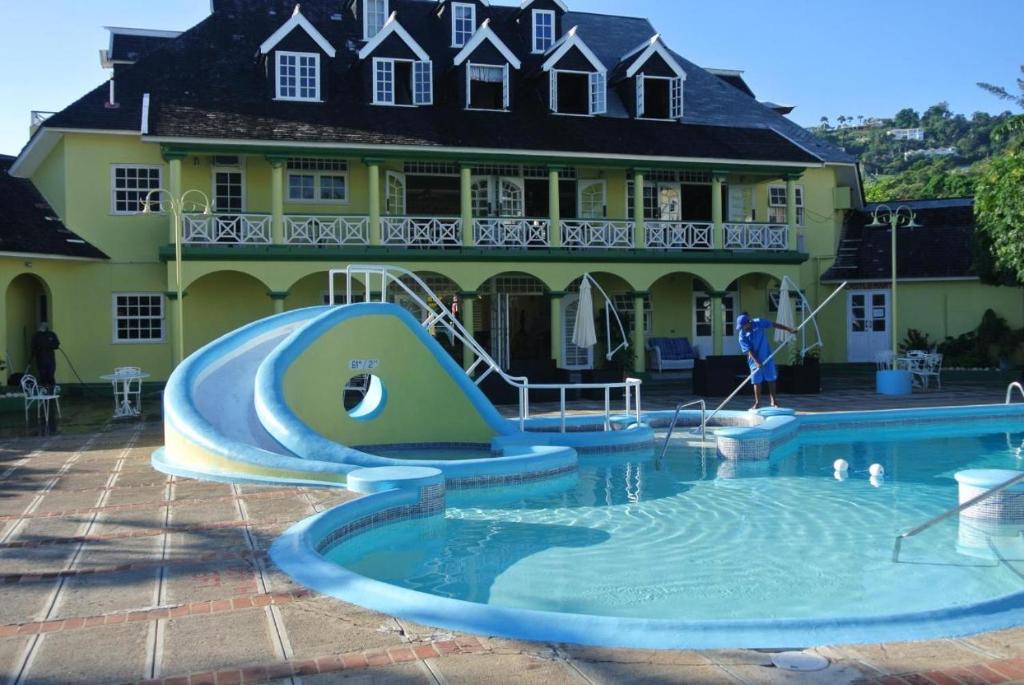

left=1007, top=382, right=1024, bottom=404
left=658, top=400, right=707, bottom=463
left=329, top=265, right=640, bottom=433
left=892, top=470, right=1024, bottom=562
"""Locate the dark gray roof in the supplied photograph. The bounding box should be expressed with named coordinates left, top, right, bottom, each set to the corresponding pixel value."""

left=110, top=32, right=178, bottom=63
left=0, top=156, right=107, bottom=259
left=36, top=0, right=851, bottom=166
left=822, top=198, right=976, bottom=282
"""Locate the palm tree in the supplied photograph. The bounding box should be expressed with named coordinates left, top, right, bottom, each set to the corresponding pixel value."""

left=978, top=66, right=1024, bottom=143
left=819, top=115, right=830, bottom=131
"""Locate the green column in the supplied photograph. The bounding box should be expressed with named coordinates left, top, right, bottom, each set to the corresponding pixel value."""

left=548, top=167, right=561, bottom=248
left=711, top=292, right=724, bottom=356
left=786, top=174, right=799, bottom=251
left=460, top=292, right=477, bottom=370
left=460, top=164, right=474, bottom=247
left=547, top=291, right=566, bottom=367
left=633, top=291, right=648, bottom=374
left=711, top=173, right=725, bottom=250
left=269, top=157, right=285, bottom=245
left=268, top=291, right=289, bottom=314
left=632, top=170, right=645, bottom=250
left=366, top=159, right=381, bottom=245
left=167, top=155, right=183, bottom=244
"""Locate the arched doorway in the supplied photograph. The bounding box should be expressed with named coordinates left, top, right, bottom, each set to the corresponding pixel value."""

left=183, top=271, right=274, bottom=354
left=476, top=272, right=550, bottom=372
left=563, top=273, right=635, bottom=371
left=5, top=274, right=51, bottom=379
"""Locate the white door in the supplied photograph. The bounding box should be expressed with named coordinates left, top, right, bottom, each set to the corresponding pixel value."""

left=471, top=177, right=493, bottom=216
left=212, top=166, right=245, bottom=213
left=693, top=293, right=738, bottom=357
left=727, top=184, right=753, bottom=222
left=578, top=180, right=607, bottom=219
left=560, top=293, right=594, bottom=370
left=658, top=183, right=681, bottom=220
left=490, top=292, right=511, bottom=369
left=385, top=171, right=406, bottom=215
left=498, top=177, right=525, bottom=217
left=847, top=290, right=890, bottom=362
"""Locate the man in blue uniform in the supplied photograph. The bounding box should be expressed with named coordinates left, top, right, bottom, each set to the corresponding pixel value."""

left=736, top=312, right=796, bottom=410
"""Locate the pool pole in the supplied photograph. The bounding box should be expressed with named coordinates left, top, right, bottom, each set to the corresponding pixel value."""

left=703, top=281, right=848, bottom=425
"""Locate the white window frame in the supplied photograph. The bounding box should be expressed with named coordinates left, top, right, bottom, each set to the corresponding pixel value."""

left=451, top=2, right=476, bottom=48
left=211, top=163, right=246, bottom=213
left=112, top=293, right=165, bottom=344
left=613, top=292, right=652, bottom=336
left=532, top=9, right=555, bottom=53
left=111, top=164, right=162, bottom=215
left=768, top=184, right=805, bottom=226
left=275, top=51, right=321, bottom=102
left=466, top=62, right=510, bottom=111
left=636, top=74, right=682, bottom=121
left=287, top=170, right=349, bottom=204
left=589, top=71, right=606, bottom=115
left=373, top=57, right=431, bottom=106
left=363, top=0, right=388, bottom=40
left=550, top=69, right=599, bottom=117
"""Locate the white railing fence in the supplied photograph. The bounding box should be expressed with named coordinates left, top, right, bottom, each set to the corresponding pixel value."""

left=329, top=265, right=642, bottom=432
left=561, top=220, right=635, bottom=249
left=183, top=213, right=272, bottom=245
left=285, top=216, right=369, bottom=246
left=381, top=217, right=462, bottom=247
left=645, top=221, right=714, bottom=250
left=723, top=222, right=789, bottom=251
left=473, top=218, right=551, bottom=248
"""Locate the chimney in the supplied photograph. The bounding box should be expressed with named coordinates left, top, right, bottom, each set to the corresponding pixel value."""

left=106, top=77, right=120, bottom=109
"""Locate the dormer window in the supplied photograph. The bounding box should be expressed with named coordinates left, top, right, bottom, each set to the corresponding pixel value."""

left=549, top=70, right=605, bottom=115
left=452, top=3, right=476, bottom=48
left=636, top=75, right=682, bottom=120
left=276, top=52, right=320, bottom=101
left=373, top=58, right=432, bottom=106
left=467, top=64, right=509, bottom=110
left=363, top=0, right=388, bottom=40
left=532, top=10, right=555, bottom=53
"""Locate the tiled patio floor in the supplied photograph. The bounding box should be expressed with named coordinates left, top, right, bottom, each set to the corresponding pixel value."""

left=2, top=373, right=1024, bottom=683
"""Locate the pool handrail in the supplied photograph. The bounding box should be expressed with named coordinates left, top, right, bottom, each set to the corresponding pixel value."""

left=892, top=470, right=1024, bottom=562
left=658, top=400, right=707, bottom=465
left=703, top=281, right=848, bottom=426
left=1006, top=382, right=1024, bottom=404
left=329, top=265, right=641, bottom=433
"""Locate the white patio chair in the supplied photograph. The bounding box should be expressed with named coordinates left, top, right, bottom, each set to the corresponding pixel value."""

left=875, top=350, right=894, bottom=370
left=20, top=375, right=61, bottom=425
left=914, top=353, right=943, bottom=390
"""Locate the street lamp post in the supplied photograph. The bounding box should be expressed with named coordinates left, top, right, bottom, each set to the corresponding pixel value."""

left=865, top=205, right=922, bottom=358
left=143, top=189, right=212, bottom=366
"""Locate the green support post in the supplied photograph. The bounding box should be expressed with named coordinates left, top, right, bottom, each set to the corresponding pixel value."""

left=366, top=159, right=381, bottom=245
left=632, top=170, right=645, bottom=250
left=548, top=167, right=561, bottom=248
left=460, top=164, right=474, bottom=247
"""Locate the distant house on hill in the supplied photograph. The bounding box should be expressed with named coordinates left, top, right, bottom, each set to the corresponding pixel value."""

left=888, top=128, right=925, bottom=141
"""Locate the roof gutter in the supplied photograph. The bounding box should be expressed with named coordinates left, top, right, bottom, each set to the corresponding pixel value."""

left=0, top=251, right=108, bottom=263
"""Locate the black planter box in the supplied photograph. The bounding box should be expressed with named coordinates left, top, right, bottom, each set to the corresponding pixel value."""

left=777, top=361, right=821, bottom=394
left=693, top=356, right=751, bottom=397
left=582, top=368, right=627, bottom=401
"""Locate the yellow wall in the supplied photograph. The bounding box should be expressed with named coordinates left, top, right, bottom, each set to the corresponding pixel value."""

left=34, top=138, right=66, bottom=221
left=283, top=313, right=497, bottom=445
left=183, top=271, right=275, bottom=354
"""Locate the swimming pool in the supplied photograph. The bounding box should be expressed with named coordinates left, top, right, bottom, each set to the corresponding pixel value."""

left=272, top=409, right=1024, bottom=648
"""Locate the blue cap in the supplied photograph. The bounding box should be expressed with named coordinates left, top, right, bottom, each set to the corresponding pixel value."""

left=736, top=314, right=751, bottom=328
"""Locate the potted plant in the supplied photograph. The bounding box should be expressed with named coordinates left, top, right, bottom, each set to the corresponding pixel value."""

left=778, top=347, right=821, bottom=394
left=584, top=346, right=635, bottom=400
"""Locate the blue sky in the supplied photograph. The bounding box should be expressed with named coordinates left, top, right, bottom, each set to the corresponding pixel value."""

left=2, top=0, right=1022, bottom=156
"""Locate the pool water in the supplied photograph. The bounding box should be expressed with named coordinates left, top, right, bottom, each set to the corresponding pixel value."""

left=327, top=426, right=1024, bottom=623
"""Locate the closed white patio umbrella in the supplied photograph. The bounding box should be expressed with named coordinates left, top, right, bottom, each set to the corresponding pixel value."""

left=573, top=277, right=598, bottom=349
left=775, top=279, right=796, bottom=343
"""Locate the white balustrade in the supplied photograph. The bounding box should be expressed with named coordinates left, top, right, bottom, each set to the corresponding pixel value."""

left=380, top=216, right=462, bottom=247
left=561, top=220, right=635, bottom=249
left=473, top=218, right=551, bottom=249
left=645, top=221, right=714, bottom=250
left=183, top=214, right=272, bottom=245
left=285, top=215, right=369, bottom=246
left=723, top=222, right=789, bottom=251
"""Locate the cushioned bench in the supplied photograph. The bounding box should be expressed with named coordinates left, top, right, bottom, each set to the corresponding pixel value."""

left=647, top=337, right=697, bottom=372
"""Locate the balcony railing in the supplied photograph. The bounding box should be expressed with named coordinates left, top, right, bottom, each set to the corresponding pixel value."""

left=474, top=218, right=551, bottom=249
left=381, top=216, right=462, bottom=248
left=285, top=215, right=369, bottom=246
left=561, top=220, right=635, bottom=250
left=183, top=213, right=272, bottom=245
left=723, top=222, right=789, bottom=251
left=645, top=221, right=714, bottom=250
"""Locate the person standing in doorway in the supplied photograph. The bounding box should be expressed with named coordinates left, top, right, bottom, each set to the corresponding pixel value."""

left=736, top=312, right=795, bottom=410
left=30, top=322, right=60, bottom=390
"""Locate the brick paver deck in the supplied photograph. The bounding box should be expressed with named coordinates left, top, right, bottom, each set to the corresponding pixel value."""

left=2, top=375, right=1024, bottom=683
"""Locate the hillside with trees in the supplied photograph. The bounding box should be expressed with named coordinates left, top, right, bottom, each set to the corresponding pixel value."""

left=811, top=103, right=1017, bottom=202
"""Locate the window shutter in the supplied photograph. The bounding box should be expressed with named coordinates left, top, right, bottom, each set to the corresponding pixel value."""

left=636, top=75, right=645, bottom=118
left=502, top=64, right=510, bottom=110
left=589, top=71, right=606, bottom=115
left=414, top=61, right=433, bottom=105
left=670, top=77, right=683, bottom=119
left=549, top=71, right=558, bottom=112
